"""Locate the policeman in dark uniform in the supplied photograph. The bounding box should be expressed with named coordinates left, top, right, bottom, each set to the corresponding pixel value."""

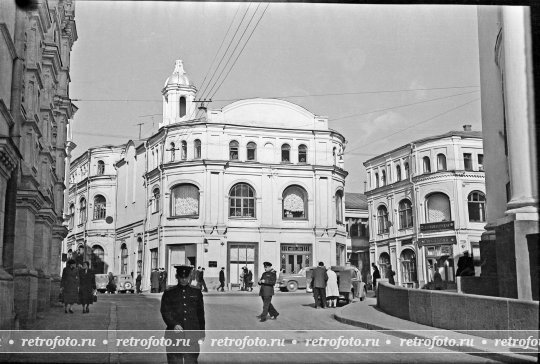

left=161, top=265, right=205, bottom=364
left=257, top=261, right=279, bottom=322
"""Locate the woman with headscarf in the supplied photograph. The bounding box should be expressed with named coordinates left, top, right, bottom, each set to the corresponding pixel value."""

left=79, top=261, right=96, bottom=313
left=325, top=267, right=339, bottom=308
left=61, top=259, right=80, bottom=313
left=106, top=272, right=116, bottom=294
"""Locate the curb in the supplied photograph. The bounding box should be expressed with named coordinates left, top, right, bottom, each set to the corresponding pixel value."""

left=333, top=308, right=536, bottom=363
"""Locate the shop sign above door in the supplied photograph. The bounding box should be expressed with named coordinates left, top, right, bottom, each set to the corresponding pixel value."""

left=420, top=221, right=455, bottom=232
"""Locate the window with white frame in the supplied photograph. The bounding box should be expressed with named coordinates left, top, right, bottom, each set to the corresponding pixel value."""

left=97, top=160, right=105, bottom=175
left=152, top=187, right=160, bottom=213
left=181, top=141, right=187, bottom=160
left=194, top=139, right=201, bottom=159
left=398, top=199, right=413, bottom=229
left=247, top=142, right=257, bottom=161
left=437, top=154, right=447, bottom=171
left=377, top=205, right=389, bottom=234
left=423, top=156, right=431, bottom=173
left=93, top=195, right=106, bottom=220
left=283, top=185, right=307, bottom=219
left=395, top=164, right=401, bottom=182
left=298, top=144, right=307, bottom=163
left=404, top=162, right=410, bottom=178
left=335, top=190, right=344, bottom=223
left=463, top=153, right=473, bottom=171
left=426, top=193, right=451, bottom=222
left=171, top=184, right=199, bottom=217
left=79, top=198, right=87, bottom=224
left=281, top=144, right=290, bottom=162
left=468, top=191, right=486, bottom=222
left=229, top=141, right=239, bottom=160
left=229, top=183, right=256, bottom=218
left=69, top=203, right=75, bottom=229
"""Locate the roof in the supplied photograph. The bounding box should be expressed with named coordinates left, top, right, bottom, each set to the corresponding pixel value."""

left=364, top=130, right=483, bottom=164
left=345, top=192, right=368, bottom=210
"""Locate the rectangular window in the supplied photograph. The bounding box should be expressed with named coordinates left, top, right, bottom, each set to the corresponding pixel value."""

left=150, top=248, right=158, bottom=270
left=463, top=153, right=473, bottom=171
left=478, top=154, right=484, bottom=171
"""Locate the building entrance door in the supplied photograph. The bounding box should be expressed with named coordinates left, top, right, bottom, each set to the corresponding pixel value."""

left=168, top=245, right=186, bottom=286
left=280, top=244, right=311, bottom=274
left=228, top=243, right=257, bottom=287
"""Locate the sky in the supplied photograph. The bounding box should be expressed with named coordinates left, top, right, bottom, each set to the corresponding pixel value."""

left=69, top=2, right=482, bottom=192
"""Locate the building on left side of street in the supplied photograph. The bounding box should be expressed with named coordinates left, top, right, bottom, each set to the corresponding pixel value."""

left=0, top=0, right=77, bottom=329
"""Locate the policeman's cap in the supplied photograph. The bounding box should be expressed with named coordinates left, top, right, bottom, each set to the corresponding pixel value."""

left=263, top=261, right=272, bottom=267
left=174, top=265, right=193, bottom=278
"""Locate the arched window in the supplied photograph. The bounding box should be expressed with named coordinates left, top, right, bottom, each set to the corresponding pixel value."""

left=437, top=154, right=447, bottom=171
left=375, top=173, right=380, bottom=188
left=335, top=190, right=344, bottom=223
left=247, top=142, right=257, bottom=161
left=400, top=249, right=417, bottom=283
left=423, top=156, right=431, bottom=173
left=298, top=144, right=307, bottom=163
left=395, top=165, right=401, bottom=182
left=378, top=252, right=391, bottom=279
left=404, top=162, right=410, bottom=178
left=152, top=187, right=160, bottom=213
left=171, top=184, right=199, bottom=217
left=179, top=96, right=186, bottom=117
left=283, top=185, right=308, bottom=219
left=281, top=144, right=290, bottom=162
left=194, top=139, right=201, bottom=159
left=91, top=245, right=105, bottom=274
left=426, top=193, right=451, bottom=222
left=79, top=198, right=87, bottom=224
left=377, top=205, right=389, bottom=234
left=97, top=160, right=105, bottom=175
left=229, top=141, right=239, bottom=160
left=93, top=195, right=106, bottom=220
left=381, top=170, right=386, bottom=186
left=181, top=141, right=187, bottom=160
left=468, top=191, right=486, bottom=222
left=398, top=199, right=413, bottom=229
left=69, top=203, right=75, bottom=229
left=121, top=243, right=128, bottom=275
left=229, top=183, right=256, bottom=218
left=170, top=142, right=176, bottom=162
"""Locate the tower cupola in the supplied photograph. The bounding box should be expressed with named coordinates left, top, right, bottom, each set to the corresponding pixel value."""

left=161, top=60, right=197, bottom=127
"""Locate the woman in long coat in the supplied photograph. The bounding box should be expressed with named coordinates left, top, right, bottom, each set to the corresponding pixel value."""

left=61, top=259, right=80, bottom=313
left=79, top=261, right=96, bottom=313
left=326, top=268, right=340, bottom=308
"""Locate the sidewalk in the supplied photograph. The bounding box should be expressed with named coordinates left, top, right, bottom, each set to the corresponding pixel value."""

left=143, top=286, right=307, bottom=297
left=334, top=293, right=538, bottom=363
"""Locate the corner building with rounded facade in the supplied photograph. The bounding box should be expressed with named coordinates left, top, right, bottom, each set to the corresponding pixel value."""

left=115, top=60, right=348, bottom=290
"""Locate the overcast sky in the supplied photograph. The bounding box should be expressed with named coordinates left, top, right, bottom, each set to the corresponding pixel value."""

left=69, top=2, right=481, bottom=192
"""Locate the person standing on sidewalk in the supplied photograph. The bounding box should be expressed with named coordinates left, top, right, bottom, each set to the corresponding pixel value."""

left=200, top=268, right=208, bottom=292
left=311, top=262, right=328, bottom=309
left=150, top=268, right=160, bottom=293
left=371, top=263, right=381, bottom=294
left=325, top=267, right=339, bottom=308
left=387, top=265, right=396, bottom=285
left=218, top=267, right=226, bottom=292
left=136, top=273, right=142, bottom=293
left=257, top=261, right=279, bottom=322
left=246, top=269, right=253, bottom=292
left=79, top=261, right=96, bottom=314
left=161, top=265, right=205, bottom=364
left=61, top=259, right=79, bottom=314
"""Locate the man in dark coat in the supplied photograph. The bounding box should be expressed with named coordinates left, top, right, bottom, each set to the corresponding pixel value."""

left=456, top=251, right=475, bottom=276
left=61, top=259, right=79, bottom=313
left=218, top=267, right=225, bottom=292
left=162, top=268, right=168, bottom=291
left=79, top=261, right=96, bottom=313
left=257, top=261, right=279, bottom=322
left=372, top=263, right=381, bottom=294
left=159, top=268, right=165, bottom=293
left=151, top=268, right=160, bottom=293
left=387, top=265, right=396, bottom=285
left=161, top=265, right=205, bottom=364
left=311, top=262, right=328, bottom=309
left=136, top=273, right=142, bottom=294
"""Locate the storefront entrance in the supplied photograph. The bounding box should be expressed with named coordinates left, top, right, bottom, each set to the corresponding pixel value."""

left=228, top=243, right=257, bottom=287
left=425, top=244, right=455, bottom=284
left=280, top=244, right=311, bottom=273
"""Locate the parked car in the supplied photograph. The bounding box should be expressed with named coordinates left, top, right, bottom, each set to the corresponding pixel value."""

left=115, top=274, right=135, bottom=294
left=95, top=274, right=109, bottom=293
left=306, top=265, right=363, bottom=304
left=278, top=267, right=311, bottom=292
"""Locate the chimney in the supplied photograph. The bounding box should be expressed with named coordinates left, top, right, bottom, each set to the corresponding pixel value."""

left=463, top=124, right=472, bottom=131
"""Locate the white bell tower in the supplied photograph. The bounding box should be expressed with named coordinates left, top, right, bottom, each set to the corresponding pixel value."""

left=160, top=60, right=197, bottom=127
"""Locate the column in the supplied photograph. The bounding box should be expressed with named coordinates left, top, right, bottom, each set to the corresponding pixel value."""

left=502, top=6, right=538, bottom=214
left=50, top=225, right=67, bottom=307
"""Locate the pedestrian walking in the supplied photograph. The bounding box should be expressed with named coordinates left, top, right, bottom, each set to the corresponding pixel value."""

left=79, top=261, right=96, bottom=314
left=161, top=265, right=205, bottom=364
left=159, top=268, right=165, bottom=292
left=387, top=265, right=396, bottom=285
left=218, top=267, right=226, bottom=292
left=456, top=251, right=475, bottom=276
left=60, top=259, right=79, bottom=314
left=162, top=268, right=168, bottom=291
left=136, top=273, right=142, bottom=293
left=311, top=262, right=328, bottom=309
left=200, top=268, right=208, bottom=292
left=106, top=272, right=116, bottom=294
left=150, top=268, right=160, bottom=293
left=371, top=263, right=381, bottom=294
left=257, top=261, right=279, bottom=322
left=325, top=267, right=339, bottom=308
